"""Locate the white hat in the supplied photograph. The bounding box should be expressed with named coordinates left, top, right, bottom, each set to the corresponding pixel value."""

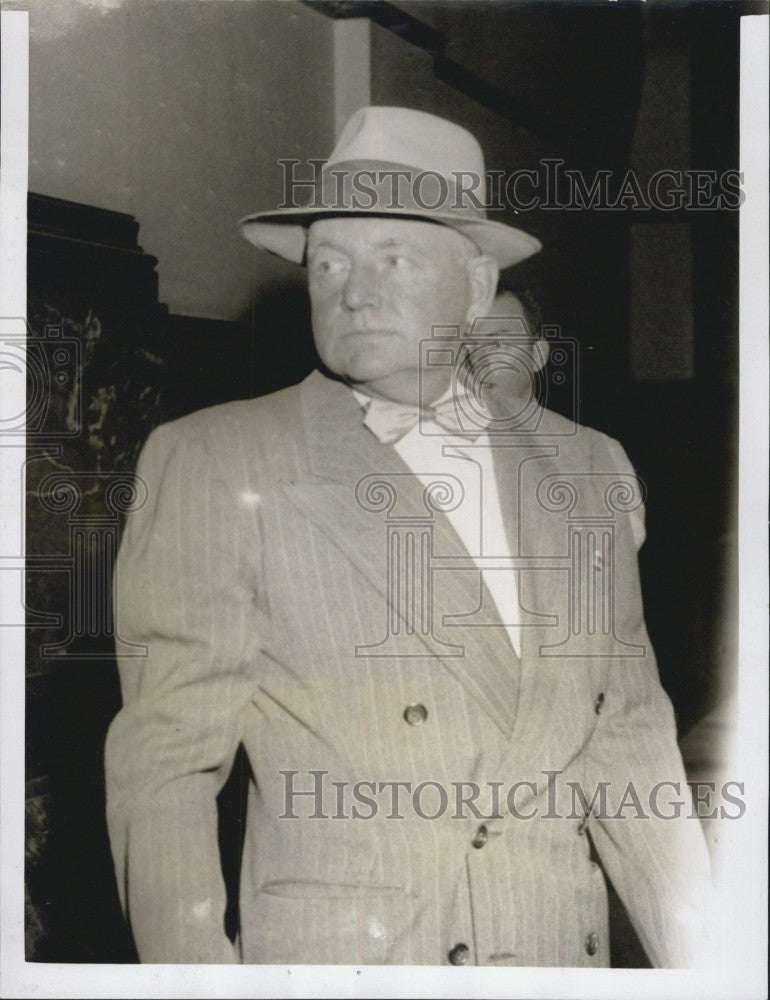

left=240, top=106, right=542, bottom=268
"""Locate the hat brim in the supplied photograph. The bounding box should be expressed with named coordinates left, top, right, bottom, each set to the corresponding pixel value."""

left=239, top=206, right=542, bottom=269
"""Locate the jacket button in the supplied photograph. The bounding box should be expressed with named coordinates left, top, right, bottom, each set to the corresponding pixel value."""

left=448, top=942, right=470, bottom=965
left=585, top=932, right=599, bottom=956
left=594, top=692, right=605, bottom=715
left=403, top=703, right=428, bottom=726
left=471, top=824, right=489, bottom=849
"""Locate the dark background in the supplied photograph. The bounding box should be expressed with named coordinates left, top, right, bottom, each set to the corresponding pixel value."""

left=23, top=0, right=755, bottom=965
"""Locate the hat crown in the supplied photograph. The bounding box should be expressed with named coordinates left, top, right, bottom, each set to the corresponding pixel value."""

left=330, top=106, right=485, bottom=181
left=239, top=105, right=542, bottom=268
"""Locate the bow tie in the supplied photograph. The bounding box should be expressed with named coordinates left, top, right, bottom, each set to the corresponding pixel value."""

left=363, top=393, right=491, bottom=445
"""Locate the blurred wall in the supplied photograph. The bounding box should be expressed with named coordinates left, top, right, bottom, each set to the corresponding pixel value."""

left=14, top=0, right=337, bottom=320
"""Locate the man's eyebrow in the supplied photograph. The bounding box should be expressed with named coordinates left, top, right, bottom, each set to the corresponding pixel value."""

left=306, top=239, right=348, bottom=255
left=307, top=236, right=416, bottom=254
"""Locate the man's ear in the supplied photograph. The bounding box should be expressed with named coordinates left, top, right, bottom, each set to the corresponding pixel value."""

left=464, top=254, right=499, bottom=325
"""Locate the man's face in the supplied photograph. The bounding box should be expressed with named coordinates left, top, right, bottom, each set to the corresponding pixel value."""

left=307, top=216, right=491, bottom=404
left=461, top=290, right=551, bottom=429
left=468, top=290, right=549, bottom=400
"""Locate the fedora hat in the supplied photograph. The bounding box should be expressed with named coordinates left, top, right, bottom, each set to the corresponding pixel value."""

left=240, top=106, right=542, bottom=268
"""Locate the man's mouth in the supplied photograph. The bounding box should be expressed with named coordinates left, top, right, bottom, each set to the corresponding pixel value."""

left=345, top=328, right=397, bottom=340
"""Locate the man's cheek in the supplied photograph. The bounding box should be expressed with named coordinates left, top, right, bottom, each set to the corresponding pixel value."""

left=311, top=324, right=338, bottom=369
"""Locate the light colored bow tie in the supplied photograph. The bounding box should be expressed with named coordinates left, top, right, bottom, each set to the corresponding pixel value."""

left=363, top=393, right=491, bottom=445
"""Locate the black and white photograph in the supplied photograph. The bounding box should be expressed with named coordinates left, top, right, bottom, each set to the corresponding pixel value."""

left=0, top=1, right=767, bottom=997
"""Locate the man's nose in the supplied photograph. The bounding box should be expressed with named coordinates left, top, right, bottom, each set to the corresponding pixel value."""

left=342, top=260, right=379, bottom=310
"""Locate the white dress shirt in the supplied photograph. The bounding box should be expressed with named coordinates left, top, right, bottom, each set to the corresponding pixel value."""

left=355, top=389, right=522, bottom=658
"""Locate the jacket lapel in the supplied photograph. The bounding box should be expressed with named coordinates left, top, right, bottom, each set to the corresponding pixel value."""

left=493, top=434, right=601, bottom=779
left=280, top=371, right=520, bottom=736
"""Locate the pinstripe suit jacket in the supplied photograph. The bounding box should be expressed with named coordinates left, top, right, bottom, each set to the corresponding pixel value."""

left=105, top=369, right=714, bottom=967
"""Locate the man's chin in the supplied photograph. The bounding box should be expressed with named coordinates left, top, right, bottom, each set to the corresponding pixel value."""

left=345, top=373, right=418, bottom=404
left=345, top=373, right=453, bottom=407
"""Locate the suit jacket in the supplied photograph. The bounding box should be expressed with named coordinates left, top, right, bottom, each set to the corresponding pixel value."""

left=105, top=369, right=714, bottom=967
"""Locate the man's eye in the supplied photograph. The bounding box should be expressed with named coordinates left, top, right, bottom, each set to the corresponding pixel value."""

left=384, top=254, right=409, bottom=268
left=312, top=259, right=346, bottom=277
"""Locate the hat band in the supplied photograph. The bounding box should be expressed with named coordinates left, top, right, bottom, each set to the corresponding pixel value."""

left=282, top=159, right=489, bottom=223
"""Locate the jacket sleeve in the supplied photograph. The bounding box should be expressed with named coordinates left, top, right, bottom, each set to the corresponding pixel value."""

left=585, top=435, right=716, bottom=968
left=105, top=421, right=262, bottom=963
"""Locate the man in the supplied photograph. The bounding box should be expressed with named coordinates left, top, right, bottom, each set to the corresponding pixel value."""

left=465, top=283, right=550, bottom=412
left=105, top=107, right=714, bottom=967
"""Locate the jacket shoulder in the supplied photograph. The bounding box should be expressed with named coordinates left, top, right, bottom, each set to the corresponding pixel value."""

left=133, top=379, right=311, bottom=488
left=534, top=407, right=645, bottom=546
left=535, top=406, right=623, bottom=461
